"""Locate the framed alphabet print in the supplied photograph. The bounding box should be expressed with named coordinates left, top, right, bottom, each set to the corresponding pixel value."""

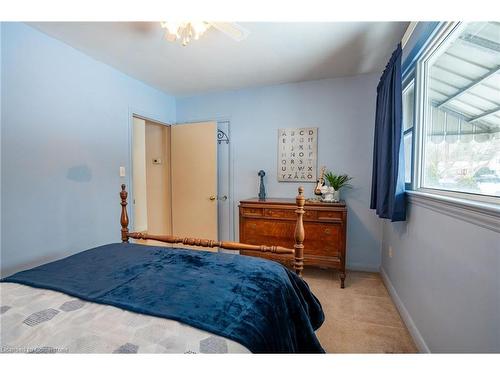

left=278, top=127, right=318, bottom=182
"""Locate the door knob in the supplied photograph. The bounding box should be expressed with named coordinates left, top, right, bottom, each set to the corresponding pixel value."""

left=219, top=195, right=228, bottom=201
left=209, top=195, right=216, bottom=201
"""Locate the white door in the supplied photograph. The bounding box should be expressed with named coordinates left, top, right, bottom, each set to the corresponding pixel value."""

left=171, top=122, right=218, bottom=245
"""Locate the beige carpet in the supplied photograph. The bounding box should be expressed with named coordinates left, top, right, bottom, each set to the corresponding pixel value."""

left=303, top=268, right=418, bottom=353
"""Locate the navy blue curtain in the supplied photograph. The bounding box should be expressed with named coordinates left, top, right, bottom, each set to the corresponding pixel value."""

left=370, top=43, right=406, bottom=222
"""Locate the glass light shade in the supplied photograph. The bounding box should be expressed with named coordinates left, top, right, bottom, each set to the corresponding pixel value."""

left=160, top=21, right=211, bottom=46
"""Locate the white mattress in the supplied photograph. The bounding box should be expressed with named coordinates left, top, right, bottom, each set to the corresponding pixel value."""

left=0, top=282, right=250, bottom=353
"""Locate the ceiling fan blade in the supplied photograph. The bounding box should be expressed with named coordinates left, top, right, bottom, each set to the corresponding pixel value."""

left=209, top=22, right=250, bottom=41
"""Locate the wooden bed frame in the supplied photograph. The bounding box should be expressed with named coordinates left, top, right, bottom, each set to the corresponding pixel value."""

left=120, top=184, right=306, bottom=277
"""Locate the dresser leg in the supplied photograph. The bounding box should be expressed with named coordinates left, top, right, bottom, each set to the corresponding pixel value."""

left=340, top=272, right=345, bottom=289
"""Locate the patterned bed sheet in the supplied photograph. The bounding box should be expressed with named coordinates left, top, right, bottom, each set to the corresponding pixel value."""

left=0, top=282, right=250, bottom=354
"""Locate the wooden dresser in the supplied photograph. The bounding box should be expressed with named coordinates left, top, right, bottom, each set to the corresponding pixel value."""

left=239, top=198, right=348, bottom=288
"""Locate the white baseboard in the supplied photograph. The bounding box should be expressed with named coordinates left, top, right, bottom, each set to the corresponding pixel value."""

left=346, top=262, right=380, bottom=273
left=380, top=267, right=430, bottom=353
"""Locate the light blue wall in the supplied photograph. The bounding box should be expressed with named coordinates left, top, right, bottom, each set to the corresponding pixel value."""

left=381, top=22, right=500, bottom=353
left=0, top=22, right=176, bottom=276
left=177, top=75, right=383, bottom=271
left=381, top=204, right=499, bottom=352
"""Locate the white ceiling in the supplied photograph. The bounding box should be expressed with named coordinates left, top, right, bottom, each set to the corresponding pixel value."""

left=29, top=22, right=408, bottom=96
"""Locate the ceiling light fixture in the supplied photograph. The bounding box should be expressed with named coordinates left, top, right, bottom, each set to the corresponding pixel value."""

left=160, top=21, right=211, bottom=46
left=160, top=22, right=250, bottom=46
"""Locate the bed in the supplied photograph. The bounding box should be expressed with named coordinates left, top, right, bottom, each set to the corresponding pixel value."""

left=0, top=185, right=324, bottom=353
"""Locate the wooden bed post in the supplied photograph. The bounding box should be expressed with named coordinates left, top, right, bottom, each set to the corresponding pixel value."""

left=294, top=186, right=305, bottom=277
left=120, top=184, right=129, bottom=243
left=119, top=185, right=305, bottom=276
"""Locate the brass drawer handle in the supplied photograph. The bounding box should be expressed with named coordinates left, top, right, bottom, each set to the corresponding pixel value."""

left=324, top=228, right=331, bottom=234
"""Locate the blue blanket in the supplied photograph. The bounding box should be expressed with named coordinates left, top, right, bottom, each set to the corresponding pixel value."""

left=2, top=243, right=325, bottom=353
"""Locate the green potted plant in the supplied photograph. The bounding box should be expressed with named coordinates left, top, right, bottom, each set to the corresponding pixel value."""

left=322, top=171, right=353, bottom=202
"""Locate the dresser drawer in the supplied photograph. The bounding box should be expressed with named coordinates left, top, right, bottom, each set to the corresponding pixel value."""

left=264, top=208, right=295, bottom=219
left=263, top=208, right=317, bottom=221
left=241, top=219, right=295, bottom=248
left=303, top=223, right=342, bottom=257
left=241, top=207, right=264, bottom=217
left=317, top=210, right=344, bottom=221
left=304, top=210, right=317, bottom=220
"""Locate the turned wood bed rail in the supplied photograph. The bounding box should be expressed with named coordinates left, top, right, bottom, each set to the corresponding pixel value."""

left=120, top=184, right=306, bottom=276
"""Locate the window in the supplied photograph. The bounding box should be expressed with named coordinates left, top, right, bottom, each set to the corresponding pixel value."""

left=420, top=22, right=500, bottom=199
left=403, top=80, right=415, bottom=187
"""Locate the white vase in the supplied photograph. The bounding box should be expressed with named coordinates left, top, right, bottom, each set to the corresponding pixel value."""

left=320, top=186, right=340, bottom=202
left=332, top=189, right=340, bottom=202
left=320, top=186, right=337, bottom=202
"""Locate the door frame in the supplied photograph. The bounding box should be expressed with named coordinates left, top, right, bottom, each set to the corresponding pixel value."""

left=128, top=112, right=235, bottom=241
left=128, top=111, right=172, bottom=232
left=173, top=117, right=235, bottom=241
left=216, top=119, right=235, bottom=242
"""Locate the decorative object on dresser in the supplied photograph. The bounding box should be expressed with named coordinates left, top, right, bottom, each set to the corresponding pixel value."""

left=239, top=197, right=347, bottom=288
left=322, top=171, right=353, bottom=203
left=314, top=166, right=326, bottom=195
left=258, top=170, right=266, bottom=200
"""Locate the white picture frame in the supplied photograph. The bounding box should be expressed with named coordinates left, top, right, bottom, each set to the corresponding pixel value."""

left=278, top=127, right=318, bottom=182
